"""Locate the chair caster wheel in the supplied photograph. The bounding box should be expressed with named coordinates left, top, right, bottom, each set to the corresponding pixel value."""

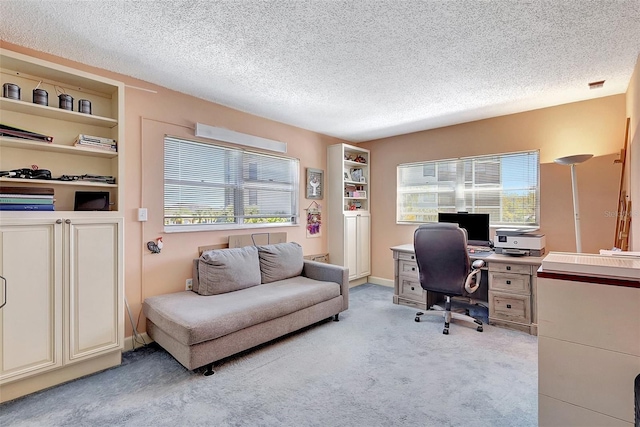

left=477, top=326, right=483, bottom=332
left=443, top=329, right=449, bottom=335
left=415, top=317, right=420, bottom=322
left=465, top=309, right=470, bottom=316
left=416, top=312, right=424, bottom=316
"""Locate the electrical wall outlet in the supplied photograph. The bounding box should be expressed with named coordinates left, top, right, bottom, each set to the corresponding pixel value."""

left=185, top=278, right=193, bottom=291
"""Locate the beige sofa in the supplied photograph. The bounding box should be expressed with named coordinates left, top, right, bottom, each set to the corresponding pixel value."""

left=143, top=242, right=348, bottom=375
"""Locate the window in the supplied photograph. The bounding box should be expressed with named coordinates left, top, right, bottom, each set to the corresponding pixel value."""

left=397, top=150, right=539, bottom=226
left=164, top=136, right=299, bottom=231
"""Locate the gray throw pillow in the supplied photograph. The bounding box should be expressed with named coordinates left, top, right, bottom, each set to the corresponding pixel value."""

left=257, top=242, right=304, bottom=284
left=197, top=246, right=261, bottom=295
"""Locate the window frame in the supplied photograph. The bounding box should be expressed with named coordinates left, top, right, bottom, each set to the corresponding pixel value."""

left=163, top=136, right=300, bottom=233
left=396, top=150, right=540, bottom=228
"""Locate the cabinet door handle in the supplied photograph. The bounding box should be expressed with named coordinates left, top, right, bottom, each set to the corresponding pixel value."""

left=0, top=275, right=6, bottom=309
left=506, top=266, right=511, bottom=271
left=65, top=219, right=71, bottom=224
left=56, top=219, right=63, bottom=224
left=506, top=304, right=512, bottom=309
left=506, top=280, right=511, bottom=285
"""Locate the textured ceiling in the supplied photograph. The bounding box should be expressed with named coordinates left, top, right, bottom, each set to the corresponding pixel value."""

left=1, top=1, right=639, bottom=142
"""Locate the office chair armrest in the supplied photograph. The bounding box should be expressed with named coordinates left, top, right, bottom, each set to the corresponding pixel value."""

left=464, top=260, right=485, bottom=294
left=472, top=259, right=485, bottom=269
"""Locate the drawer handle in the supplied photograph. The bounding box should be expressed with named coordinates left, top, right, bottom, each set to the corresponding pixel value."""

left=506, top=304, right=512, bottom=309
left=506, top=266, right=511, bottom=271
left=411, top=286, right=415, bottom=291
left=411, top=267, right=415, bottom=271
left=506, top=280, right=511, bottom=285
left=410, top=255, right=414, bottom=260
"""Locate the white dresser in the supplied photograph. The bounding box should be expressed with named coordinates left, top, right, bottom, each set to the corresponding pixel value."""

left=537, top=252, right=640, bottom=426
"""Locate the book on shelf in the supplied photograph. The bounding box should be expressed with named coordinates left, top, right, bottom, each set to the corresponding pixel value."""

left=0, top=186, right=54, bottom=195
left=0, top=193, right=54, bottom=199
left=0, top=123, right=53, bottom=143
left=0, top=197, right=54, bottom=204
left=0, top=204, right=55, bottom=211
left=74, top=134, right=117, bottom=151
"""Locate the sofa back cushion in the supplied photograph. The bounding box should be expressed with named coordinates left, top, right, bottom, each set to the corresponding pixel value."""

left=197, top=246, right=261, bottom=295
left=257, top=242, right=304, bottom=284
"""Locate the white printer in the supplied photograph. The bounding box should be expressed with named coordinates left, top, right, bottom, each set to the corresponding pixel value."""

left=494, top=228, right=546, bottom=257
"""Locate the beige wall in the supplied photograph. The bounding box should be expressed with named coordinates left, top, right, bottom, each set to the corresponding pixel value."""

left=626, top=54, right=640, bottom=250
left=2, top=42, right=340, bottom=337
left=359, top=96, right=627, bottom=282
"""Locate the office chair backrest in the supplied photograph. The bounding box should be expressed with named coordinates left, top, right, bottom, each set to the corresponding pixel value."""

left=413, top=223, right=470, bottom=296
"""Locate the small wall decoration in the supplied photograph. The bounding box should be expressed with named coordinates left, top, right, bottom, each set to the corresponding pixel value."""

left=306, top=201, right=322, bottom=238
left=306, top=168, right=324, bottom=199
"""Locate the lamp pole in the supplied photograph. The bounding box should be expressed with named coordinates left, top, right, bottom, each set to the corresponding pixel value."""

left=554, top=154, right=593, bottom=253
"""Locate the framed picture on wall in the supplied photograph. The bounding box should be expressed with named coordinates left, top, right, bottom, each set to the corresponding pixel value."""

left=306, top=168, right=324, bottom=199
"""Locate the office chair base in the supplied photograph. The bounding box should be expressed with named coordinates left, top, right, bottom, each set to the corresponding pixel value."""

left=415, top=306, right=483, bottom=333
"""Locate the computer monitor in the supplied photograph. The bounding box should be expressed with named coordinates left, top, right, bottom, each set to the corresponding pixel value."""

left=438, top=212, right=491, bottom=246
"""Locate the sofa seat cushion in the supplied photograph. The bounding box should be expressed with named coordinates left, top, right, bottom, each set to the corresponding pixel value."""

left=143, top=276, right=340, bottom=346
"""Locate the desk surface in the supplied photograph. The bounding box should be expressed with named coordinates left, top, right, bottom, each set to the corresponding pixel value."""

left=390, top=244, right=545, bottom=266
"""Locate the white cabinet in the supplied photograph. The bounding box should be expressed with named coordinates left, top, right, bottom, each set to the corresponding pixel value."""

left=327, top=143, right=371, bottom=284
left=66, top=218, right=123, bottom=364
left=344, top=213, right=371, bottom=281
left=0, top=49, right=125, bottom=402
left=0, top=219, right=63, bottom=383
left=538, top=268, right=640, bottom=425
left=0, top=215, right=123, bottom=402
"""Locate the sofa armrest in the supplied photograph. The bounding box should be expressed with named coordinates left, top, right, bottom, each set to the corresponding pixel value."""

left=302, top=260, right=349, bottom=311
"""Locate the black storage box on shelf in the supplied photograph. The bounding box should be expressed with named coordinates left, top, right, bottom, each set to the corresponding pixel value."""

left=74, top=191, right=110, bottom=211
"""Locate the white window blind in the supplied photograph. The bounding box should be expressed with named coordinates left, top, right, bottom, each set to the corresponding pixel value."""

left=397, top=151, right=539, bottom=226
left=164, top=136, right=299, bottom=229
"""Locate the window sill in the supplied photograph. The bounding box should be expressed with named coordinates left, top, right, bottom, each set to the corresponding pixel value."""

left=163, top=222, right=299, bottom=234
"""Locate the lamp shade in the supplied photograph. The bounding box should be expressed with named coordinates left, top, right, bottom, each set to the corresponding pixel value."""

left=554, top=154, right=593, bottom=165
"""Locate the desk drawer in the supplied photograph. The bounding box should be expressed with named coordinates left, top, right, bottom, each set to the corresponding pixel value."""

left=489, top=291, right=531, bottom=324
left=489, top=272, right=530, bottom=294
left=488, top=262, right=531, bottom=275
left=399, top=278, right=424, bottom=299
left=397, top=251, right=417, bottom=262
left=399, top=260, right=418, bottom=279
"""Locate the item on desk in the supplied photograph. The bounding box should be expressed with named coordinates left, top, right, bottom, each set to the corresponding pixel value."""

left=494, top=228, right=546, bottom=257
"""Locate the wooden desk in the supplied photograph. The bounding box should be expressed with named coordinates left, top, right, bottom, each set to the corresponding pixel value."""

left=390, top=244, right=544, bottom=335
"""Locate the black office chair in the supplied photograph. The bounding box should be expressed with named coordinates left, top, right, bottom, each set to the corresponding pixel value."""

left=413, top=223, right=485, bottom=335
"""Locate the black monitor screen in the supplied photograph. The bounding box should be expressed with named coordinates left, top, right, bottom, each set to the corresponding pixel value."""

left=438, top=212, right=490, bottom=245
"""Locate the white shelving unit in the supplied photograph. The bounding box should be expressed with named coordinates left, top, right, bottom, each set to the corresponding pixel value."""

left=0, top=48, right=123, bottom=212
left=0, top=48, right=125, bottom=402
left=327, top=143, right=371, bottom=283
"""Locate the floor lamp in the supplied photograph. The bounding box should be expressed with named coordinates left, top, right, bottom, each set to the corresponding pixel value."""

left=554, top=154, right=593, bottom=253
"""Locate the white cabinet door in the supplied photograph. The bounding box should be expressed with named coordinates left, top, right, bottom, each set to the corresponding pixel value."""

left=344, top=215, right=358, bottom=280
left=357, top=214, right=371, bottom=277
left=344, top=214, right=371, bottom=280
left=0, top=219, right=63, bottom=383
left=65, top=218, right=123, bottom=364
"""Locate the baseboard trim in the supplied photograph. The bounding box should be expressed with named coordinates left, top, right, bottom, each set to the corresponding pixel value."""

left=123, top=332, right=153, bottom=352
left=368, top=276, right=394, bottom=287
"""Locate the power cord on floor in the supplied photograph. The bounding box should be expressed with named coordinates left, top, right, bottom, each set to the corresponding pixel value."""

left=125, top=296, right=147, bottom=350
